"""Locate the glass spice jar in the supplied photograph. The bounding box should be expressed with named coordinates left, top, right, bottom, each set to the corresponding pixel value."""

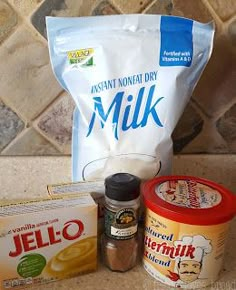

left=102, top=173, right=141, bottom=272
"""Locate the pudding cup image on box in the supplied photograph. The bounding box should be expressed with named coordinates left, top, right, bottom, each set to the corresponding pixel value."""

left=0, top=194, right=97, bottom=290
left=142, top=176, right=236, bottom=289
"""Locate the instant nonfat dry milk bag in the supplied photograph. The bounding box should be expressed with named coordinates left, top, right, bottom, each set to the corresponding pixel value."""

left=46, top=15, right=214, bottom=181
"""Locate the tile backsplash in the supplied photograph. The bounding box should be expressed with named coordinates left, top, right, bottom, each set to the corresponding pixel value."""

left=0, top=0, right=235, bottom=155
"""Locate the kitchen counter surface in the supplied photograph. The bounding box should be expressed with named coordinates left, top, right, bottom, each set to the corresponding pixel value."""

left=0, top=155, right=235, bottom=290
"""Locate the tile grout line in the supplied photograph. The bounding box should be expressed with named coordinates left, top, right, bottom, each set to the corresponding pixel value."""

left=106, top=0, right=123, bottom=14
left=0, top=3, right=70, bottom=156
left=109, top=0, right=125, bottom=14
left=30, top=100, right=65, bottom=149
left=201, top=0, right=224, bottom=29
left=202, top=0, right=236, bottom=33
left=139, top=0, right=157, bottom=14
left=213, top=98, right=236, bottom=122
left=0, top=0, right=23, bottom=44
left=1, top=127, right=29, bottom=154
left=31, top=91, right=72, bottom=154
left=32, top=123, right=66, bottom=154
left=30, top=89, right=64, bottom=123
left=192, top=96, right=236, bottom=124
left=0, top=5, right=31, bottom=155
left=0, top=92, right=29, bottom=126
left=0, top=2, right=58, bottom=125
left=223, top=14, right=236, bottom=26
left=190, top=99, right=211, bottom=123
left=0, top=126, right=62, bottom=155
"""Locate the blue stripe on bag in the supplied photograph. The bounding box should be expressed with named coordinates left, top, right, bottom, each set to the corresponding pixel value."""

left=160, top=16, right=193, bottom=67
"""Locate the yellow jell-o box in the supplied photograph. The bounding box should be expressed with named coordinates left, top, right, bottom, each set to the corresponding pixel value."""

left=0, top=194, right=97, bottom=290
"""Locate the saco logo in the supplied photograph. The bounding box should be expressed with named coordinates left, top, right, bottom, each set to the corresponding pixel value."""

left=67, top=48, right=94, bottom=66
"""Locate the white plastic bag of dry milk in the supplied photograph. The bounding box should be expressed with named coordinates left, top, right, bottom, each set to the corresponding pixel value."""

left=46, top=15, right=214, bottom=181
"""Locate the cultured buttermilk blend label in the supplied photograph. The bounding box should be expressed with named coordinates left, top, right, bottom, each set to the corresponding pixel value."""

left=46, top=15, right=214, bottom=182
left=143, top=179, right=232, bottom=289
left=143, top=209, right=229, bottom=289
left=0, top=195, right=97, bottom=290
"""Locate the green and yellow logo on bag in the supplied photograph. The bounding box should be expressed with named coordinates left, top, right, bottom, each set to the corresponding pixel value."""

left=67, top=48, right=94, bottom=66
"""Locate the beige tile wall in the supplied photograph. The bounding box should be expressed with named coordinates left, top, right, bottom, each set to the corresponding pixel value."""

left=0, top=0, right=235, bottom=155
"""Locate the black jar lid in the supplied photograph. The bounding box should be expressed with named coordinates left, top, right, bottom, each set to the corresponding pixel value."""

left=105, top=173, right=141, bottom=201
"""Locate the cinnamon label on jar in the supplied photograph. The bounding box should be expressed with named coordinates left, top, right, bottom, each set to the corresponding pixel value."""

left=104, top=207, right=138, bottom=240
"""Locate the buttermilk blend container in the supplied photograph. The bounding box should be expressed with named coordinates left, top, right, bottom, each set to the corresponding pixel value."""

left=142, top=176, right=236, bottom=289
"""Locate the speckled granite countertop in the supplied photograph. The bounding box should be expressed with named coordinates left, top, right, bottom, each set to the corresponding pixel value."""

left=0, top=155, right=235, bottom=290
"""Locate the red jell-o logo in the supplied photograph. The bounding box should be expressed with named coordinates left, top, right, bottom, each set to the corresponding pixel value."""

left=9, top=220, right=84, bottom=257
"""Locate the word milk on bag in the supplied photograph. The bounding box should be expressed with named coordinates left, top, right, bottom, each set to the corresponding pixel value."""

left=46, top=15, right=214, bottom=181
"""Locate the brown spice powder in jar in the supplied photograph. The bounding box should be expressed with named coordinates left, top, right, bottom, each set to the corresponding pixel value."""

left=102, top=173, right=140, bottom=272
left=103, top=236, right=139, bottom=272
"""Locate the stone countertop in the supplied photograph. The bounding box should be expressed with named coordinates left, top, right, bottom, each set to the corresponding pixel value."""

left=0, top=155, right=235, bottom=290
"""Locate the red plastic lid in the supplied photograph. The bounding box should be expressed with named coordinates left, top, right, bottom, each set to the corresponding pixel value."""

left=142, top=175, right=236, bottom=225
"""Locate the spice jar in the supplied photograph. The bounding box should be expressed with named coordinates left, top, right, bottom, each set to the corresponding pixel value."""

left=102, top=173, right=141, bottom=272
